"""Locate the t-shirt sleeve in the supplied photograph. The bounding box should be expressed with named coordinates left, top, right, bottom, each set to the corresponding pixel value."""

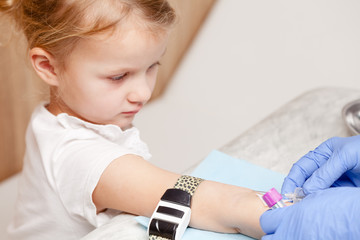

left=51, top=131, right=142, bottom=227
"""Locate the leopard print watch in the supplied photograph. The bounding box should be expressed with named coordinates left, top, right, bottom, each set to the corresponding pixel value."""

left=148, top=175, right=204, bottom=240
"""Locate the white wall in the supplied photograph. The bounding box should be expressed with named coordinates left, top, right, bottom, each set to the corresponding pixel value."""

left=134, top=0, right=360, bottom=173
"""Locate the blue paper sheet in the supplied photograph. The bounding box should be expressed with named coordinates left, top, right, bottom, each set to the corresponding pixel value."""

left=136, top=150, right=286, bottom=239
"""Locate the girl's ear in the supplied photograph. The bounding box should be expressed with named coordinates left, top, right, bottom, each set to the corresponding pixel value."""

left=29, top=47, right=60, bottom=86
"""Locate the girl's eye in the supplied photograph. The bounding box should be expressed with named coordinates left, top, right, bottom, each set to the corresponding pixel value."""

left=149, top=62, right=161, bottom=70
left=110, top=73, right=128, bottom=81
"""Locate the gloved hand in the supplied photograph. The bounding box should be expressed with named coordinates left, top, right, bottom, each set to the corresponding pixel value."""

left=282, top=136, right=360, bottom=195
left=260, top=187, right=360, bottom=240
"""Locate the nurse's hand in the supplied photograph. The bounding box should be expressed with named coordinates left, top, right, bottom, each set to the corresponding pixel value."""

left=282, top=136, right=360, bottom=195
left=260, top=187, right=360, bottom=240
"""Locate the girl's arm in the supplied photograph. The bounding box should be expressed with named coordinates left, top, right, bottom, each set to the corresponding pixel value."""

left=93, top=154, right=267, bottom=239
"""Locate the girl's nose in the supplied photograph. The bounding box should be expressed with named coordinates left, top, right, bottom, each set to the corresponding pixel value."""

left=127, top=77, right=153, bottom=104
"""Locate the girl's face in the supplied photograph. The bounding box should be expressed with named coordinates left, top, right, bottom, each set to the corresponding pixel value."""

left=50, top=20, right=169, bottom=130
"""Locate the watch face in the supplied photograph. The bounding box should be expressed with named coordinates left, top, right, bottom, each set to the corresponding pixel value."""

left=148, top=187, right=193, bottom=239
left=161, top=188, right=192, bottom=207
left=149, top=218, right=178, bottom=239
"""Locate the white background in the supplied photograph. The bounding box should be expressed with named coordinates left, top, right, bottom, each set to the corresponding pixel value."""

left=134, top=0, right=360, bottom=173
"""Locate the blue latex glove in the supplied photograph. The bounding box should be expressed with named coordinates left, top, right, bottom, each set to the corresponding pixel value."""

left=282, top=136, right=360, bottom=195
left=260, top=187, right=360, bottom=240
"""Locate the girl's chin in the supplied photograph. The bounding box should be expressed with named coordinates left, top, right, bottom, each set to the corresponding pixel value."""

left=112, top=119, right=133, bottom=130
left=92, top=115, right=134, bottom=129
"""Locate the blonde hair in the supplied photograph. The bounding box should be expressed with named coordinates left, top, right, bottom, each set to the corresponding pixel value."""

left=0, top=0, right=176, bottom=67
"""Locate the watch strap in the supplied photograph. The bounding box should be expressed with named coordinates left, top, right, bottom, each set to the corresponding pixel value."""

left=173, top=175, right=204, bottom=196
left=149, top=235, right=170, bottom=240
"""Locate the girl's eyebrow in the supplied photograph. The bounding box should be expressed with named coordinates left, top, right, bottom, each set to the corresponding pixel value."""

left=105, top=48, right=167, bottom=75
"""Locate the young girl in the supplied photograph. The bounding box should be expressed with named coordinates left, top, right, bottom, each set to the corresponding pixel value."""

left=1, top=0, right=270, bottom=239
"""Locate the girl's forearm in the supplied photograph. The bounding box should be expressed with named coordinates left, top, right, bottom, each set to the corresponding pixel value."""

left=190, top=180, right=268, bottom=239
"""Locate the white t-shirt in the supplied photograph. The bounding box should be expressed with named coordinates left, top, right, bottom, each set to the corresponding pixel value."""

left=8, top=103, right=151, bottom=239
